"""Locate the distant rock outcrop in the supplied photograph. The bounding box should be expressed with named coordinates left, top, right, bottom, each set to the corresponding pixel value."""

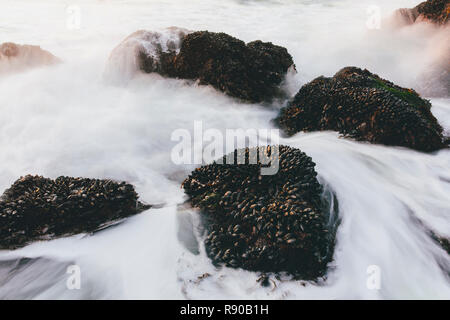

left=389, top=1, right=449, bottom=97
left=106, top=29, right=295, bottom=103
left=276, top=67, right=446, bottom=152
left=393, top=0, right=449, bottom=26
left=0, top=42, right=60, bottom=74
left=0, top=175, right=150, bottom=249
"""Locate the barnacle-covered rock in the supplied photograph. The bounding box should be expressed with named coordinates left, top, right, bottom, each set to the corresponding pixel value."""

left=0, top=175, right=150, bottom=249
left=106, top=29, right=295, bottom=103
left=0, top=42, right=60, bottom=74
left=393, top=0, right=449, bottom=26
left=276, top=67, right=446, bottom=152
left=182, top=145, right=337, bottom=280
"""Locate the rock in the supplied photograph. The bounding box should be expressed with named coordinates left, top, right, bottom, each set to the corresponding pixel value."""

left=182, top=145, right=337, bottom=280
left=106, top=29, right=295, bottom=103
left=393, top=0, right=449, bottom=26
left=437, top=237, right=450, bottom=254
left=0, top=175, right=150, bottom=249
left=172, top=31, right=295, bottom=103
left=104, top=27, right=189, bottom=83
left=276, top=67, right=446, bottom=152
left=0, top=42, right=60, bottom=74
left=430, top=231, right=450, bottom=254
left=388, top=1, right=450, bottom=98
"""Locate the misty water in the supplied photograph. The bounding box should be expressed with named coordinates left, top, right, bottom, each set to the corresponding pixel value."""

left=0, top=0, right=449, bottom=299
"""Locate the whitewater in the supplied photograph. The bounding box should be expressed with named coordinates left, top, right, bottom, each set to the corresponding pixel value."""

left=0, top=0, right=449, bottom=299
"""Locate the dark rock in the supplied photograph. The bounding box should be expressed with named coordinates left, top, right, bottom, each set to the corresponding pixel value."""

left=0, top=175, right=150, bottom=249
left=431, top=233, right=450, bottom=254
left=182, top=145, right=337, bottom=280
left=107, top=29, right=295, bottom=103
left=172, top=31, right=295, bottom=103
left=276, top=67, right=446, bottom=152
left=394, top=0, right=449, bottom=26
left=438, top=237, right=450, bottom=254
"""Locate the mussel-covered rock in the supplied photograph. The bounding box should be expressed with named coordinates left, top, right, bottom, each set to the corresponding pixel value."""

left=106, top=29, right=295, bottom=103
left=393, top=0, right=449, bottom=26
left=182, top=145, right=336, bottom=280
left=0, top=175, right=150, bottom=249
left=104, top=28, right=189, bottom=83
left=276, top=67, right=446, bottom=152
left=0, top=42, right=60, bottom=74
left=172, top=31, right=295, bottom=103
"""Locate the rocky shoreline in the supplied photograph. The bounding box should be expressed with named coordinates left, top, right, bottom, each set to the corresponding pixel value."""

left=0, top=0, right=448, bottom=285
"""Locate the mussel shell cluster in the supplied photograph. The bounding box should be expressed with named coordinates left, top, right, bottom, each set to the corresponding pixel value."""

left=182, top=145, right=336, bottom=280
left=137, top=30, right=295, bottom=103
left=412, top=0, right=449, bottom=25
left=0, top=175, right=149, bottom=249
left=276, top=67, right=446, bottom=152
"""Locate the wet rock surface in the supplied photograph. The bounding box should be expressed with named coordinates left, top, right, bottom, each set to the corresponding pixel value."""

left=182, top=145, right=337, bottom=280
left=172, top=31, right=295, bottom=103
left=276, top=67, right=446, bottom=152
left=105, top=28, right=189, bottom=83
left=0, top=175, right=150, bottom=249
left=394, top=0, right=449, bottom=26
left=107, top=29, right=295, bottom=103
left=0, top=42, right=60, bottom=74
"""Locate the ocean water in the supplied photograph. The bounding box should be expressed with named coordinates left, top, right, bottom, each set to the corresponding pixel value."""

left=0, top=0, right=449, bottom=299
